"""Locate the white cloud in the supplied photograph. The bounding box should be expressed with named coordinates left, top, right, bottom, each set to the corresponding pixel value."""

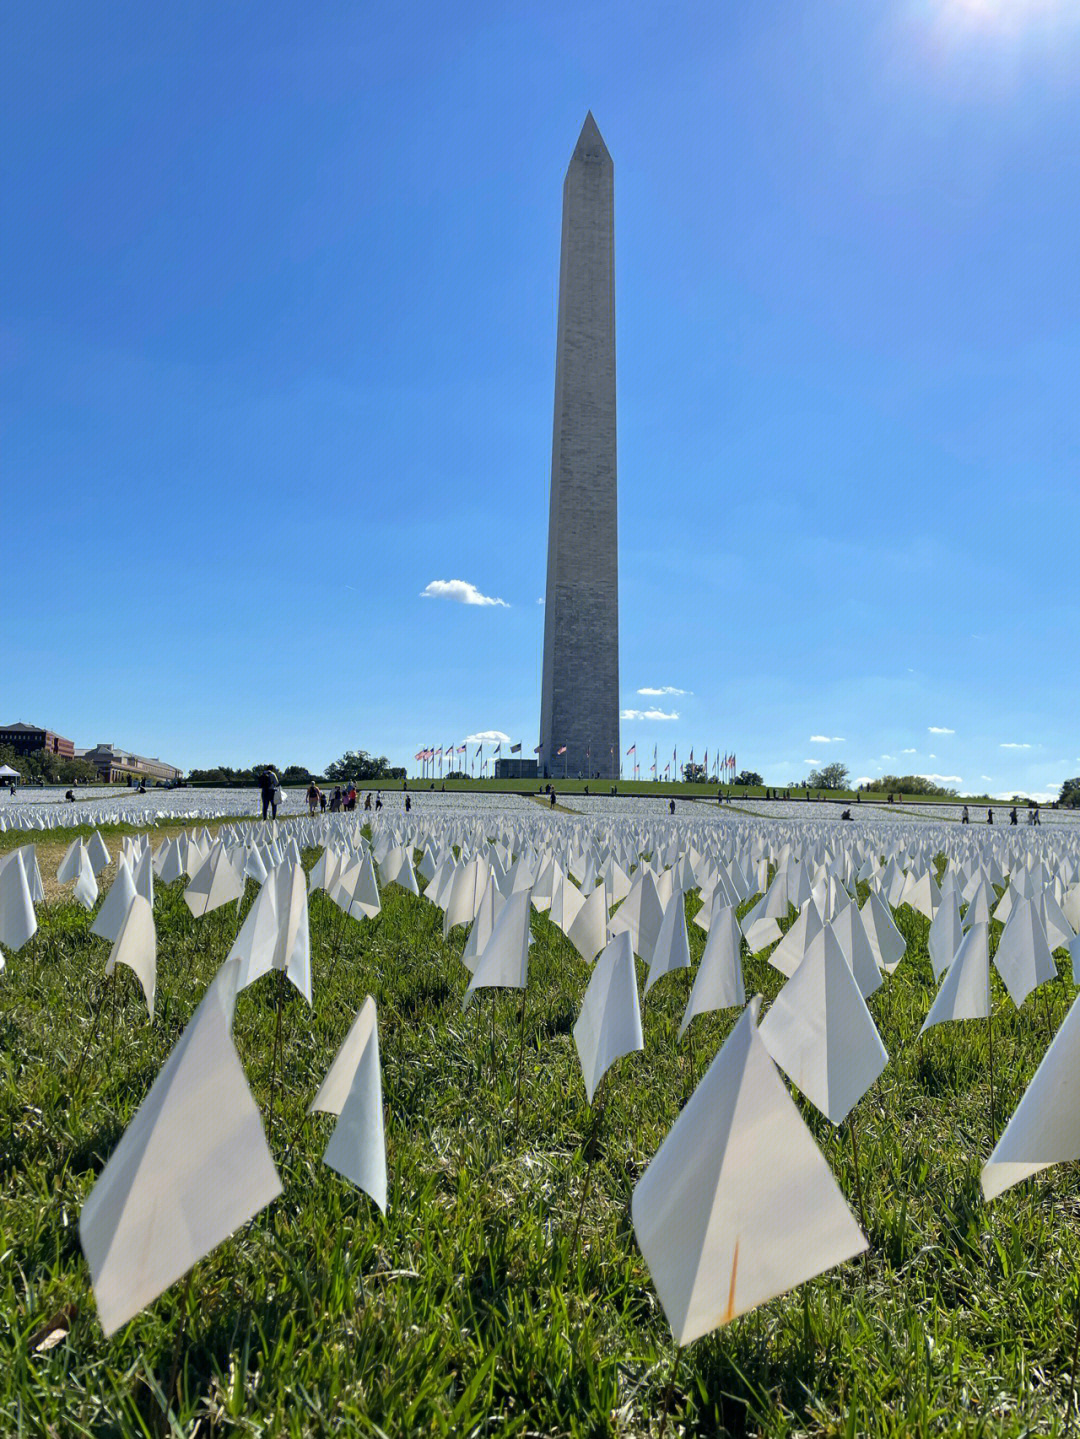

left=928, top=726, right=955, bottom=735
left=810, top=735, right=845, bottom=744
left=919, top=773, right=962, bottom=784
left=536, top=597, right=544, bottom=604
left=638, top=686, right=691, bottom=696
left=621, top=708, right=679, bottom=722
left=981, top=775, right=993, bottom=781
left=857, top=776, right=873, bottom=785
left=465, top=730, right=511, bottom=743
left=803, top=759, right=821, bottom=766
left=421, top=579, right=508, bottom=607
left=1000, top=742, right=1031, bottom=749
left=991, top=790, right=1059, bottom=805
left=881, top=755, right=896, bottom=762
left=901, top=748, right=916, bottom=754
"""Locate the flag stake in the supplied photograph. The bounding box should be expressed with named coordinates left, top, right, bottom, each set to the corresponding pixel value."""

left=514, top=990, right=528, bottom=1130
left=987, top=1005, right=996, bottom=1151
left=1067, top=1276, right=1080, bottom=1435
left=267, top=970, right=287, bottom=1144
left=571, top=1076, right=606, bottom=1255
left=72, top=974, right=113, bottom=1088
left=164, top=1269, right=194, bottom=1423
left=848, top=1111, right=870, bottom=1240
left=658, top=1345, right=683, bottom=1439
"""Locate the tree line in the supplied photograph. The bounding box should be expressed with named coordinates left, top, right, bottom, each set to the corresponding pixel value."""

left=187, top=751, right=405, bottom=786
left=0, top=743, right=101, bottom=785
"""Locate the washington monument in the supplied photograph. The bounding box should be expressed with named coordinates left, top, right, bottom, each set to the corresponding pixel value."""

left=539, top=113, right=619, bottom=779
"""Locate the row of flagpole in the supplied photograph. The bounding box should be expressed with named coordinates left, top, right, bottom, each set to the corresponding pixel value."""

left=414, top=744, right=739, bottom=783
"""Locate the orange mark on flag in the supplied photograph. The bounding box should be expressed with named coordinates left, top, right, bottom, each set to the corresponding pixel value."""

left=722, top=1241, right=740, bottom=1324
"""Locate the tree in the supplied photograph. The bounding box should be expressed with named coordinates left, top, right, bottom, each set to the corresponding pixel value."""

left=735, top=770, right=763, bottom=787
left=862, top=774, right=957, bottom=798
left=325, top=750, right=392, bottom=782
left=807, top=762, right=849, bottom=791
left=682, top=763, right=706, bottom=783
left=1061, top=778, right=1080, bottom=809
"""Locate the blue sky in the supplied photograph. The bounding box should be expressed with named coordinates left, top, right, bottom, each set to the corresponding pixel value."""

left=3, top=1, right=1078, bottom=798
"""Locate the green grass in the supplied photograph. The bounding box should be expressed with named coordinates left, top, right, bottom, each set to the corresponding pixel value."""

left=1, top=830, right=1078, bottom=1435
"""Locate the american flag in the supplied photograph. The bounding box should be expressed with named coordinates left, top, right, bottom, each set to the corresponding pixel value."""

left=556, top=745, right=567, bottom=756
left=626, top=743, right=636, bottom=755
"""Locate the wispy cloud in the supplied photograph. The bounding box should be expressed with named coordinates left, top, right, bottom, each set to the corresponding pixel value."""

left=928, top=726, right=955, bottom=735
left=901, top=748, right=916, bottom=754
left=638, top=686, right=691, bottom=696
left=536, top=597, right=544, bottom=604
left=621, top=708, right=679, bottom=721
left=1000, top=742, right=1031, bottom=749
left=465, top=730, right=511, bottom=743
left=881, top=755, right=896, bottom=762
left=981, top=775, right=993, bottom=781
left=421, top=579, right=508, bottom=607
left=920, top=773, right=962, bottom=784
left=810, top=735, right=845, bottom=744
left=803, top=759, right=821, bottom=766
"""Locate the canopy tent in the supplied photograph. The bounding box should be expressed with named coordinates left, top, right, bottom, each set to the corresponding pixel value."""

left=0, top=764, right=22, bottom=781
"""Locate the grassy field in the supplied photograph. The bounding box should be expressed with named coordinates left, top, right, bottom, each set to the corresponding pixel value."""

left=1, top=824, right=1078, bottom=1436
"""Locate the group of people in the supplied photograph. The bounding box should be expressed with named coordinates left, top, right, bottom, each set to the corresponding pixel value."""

left=961, top=804, right=1041, bottom=826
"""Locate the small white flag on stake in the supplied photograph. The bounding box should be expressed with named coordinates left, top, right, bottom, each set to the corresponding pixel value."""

left=632, top=999, right=866, bottom=1345
left=312, top=995, right=387, bottom=1213
left=79, top=962, right=282, bottom=1336
left=104, top=894, right=157, bottom=1019
left=574, top=932, right=644, bottom=1103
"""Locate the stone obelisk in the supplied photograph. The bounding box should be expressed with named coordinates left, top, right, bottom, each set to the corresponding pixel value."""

left=539, top=113, right=619, bottom=780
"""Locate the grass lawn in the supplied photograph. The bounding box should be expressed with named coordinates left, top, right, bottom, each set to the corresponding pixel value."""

left=1, top=825, right=1078, bottom=1435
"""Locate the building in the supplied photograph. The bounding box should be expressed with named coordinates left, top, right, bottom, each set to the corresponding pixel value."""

left=494, top=758, right=538, bottom=780
left=0, top=722, right=75, bottom=759
left=79, top=744, right=182, bottom=785
left=539, top=114, right=620, bottom=780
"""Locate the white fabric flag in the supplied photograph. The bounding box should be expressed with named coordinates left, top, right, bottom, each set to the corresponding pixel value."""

left=91, top=858, right=138, bottom=943
left=184, top=843, right=245, bottom=918
left=79, top=962, right=282, bottom=1336
left=992, top=898, right=1057, bottom=1009
left=315, top=996, right=387, bottom=1213
left=567, top=883, right=608, bottom=965
left=927, top=888, right=963, bottom=982
left=104, top=894, right=157, bottom=1018
left=574, top=932, right=644, bottom=1103
left=73, top=851, right=99, bottom=911
left=829, top=900, right=883, bottom=999
left=462, top=888, right=531, bottom=1009
left=632, top=999, right=866, bottom=1345
left=272, top=862, right=312, bottom=1004
left=679, top=904, right=745, bottom=1038
left=0, top=849, right=37, bottom=952
left=347, top=852, right=381, bottom=921
left=57, top=838, right=85, bottom=885
left=859, top=891, right=906, bottom=973
left=644, top=894, right=692, bottom=998
left=133, top=846, right=155, bottom=908
left=768, top=902, right=823, bottom=980
left=982, top=988, right=1080, bottom=1200
left=920, top=922, right=991, bottom=1034
left=87, top=830, right=111, bottom=877
left=228, top=879, right=281, bottom=992
left=759, top=927, right=888, bottom=1125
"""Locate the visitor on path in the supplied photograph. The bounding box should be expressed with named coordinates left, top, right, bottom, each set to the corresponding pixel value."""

left=329, top=787, right=342, bottom=812
left=259, top=768, right=280, bottom=821
left=364, top=792, right=372, bottom=811
left=1010, top=807, right=1018, bottom=826
left=1033, top=806, right=1041, bottom=825
left=345, top=783, right=357, bottom=810
left=319, top=790, right=327, bottom=812
left=961, top=806, right=970, bottom=824
left=375, top=795, right=383, bottom=811
left=669, top=798, right=676, bottom=815
left=405, top=795, right=411, bottom=812
left=550, top=790, right=557, bottom=808
left=306, top=782, right=321, bottom=816
left=841, top=808, right=852, bottom=821
left=987, top=808, right=994, bottom=825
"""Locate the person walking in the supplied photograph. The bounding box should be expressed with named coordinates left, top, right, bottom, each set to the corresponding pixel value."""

left=987, top=807, right=994, bottom=825
left=961, top=805, right=970, bottom=824
left=259, top=767, right=280, bottom=821
left=306, top=781, right=321, bottom=816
